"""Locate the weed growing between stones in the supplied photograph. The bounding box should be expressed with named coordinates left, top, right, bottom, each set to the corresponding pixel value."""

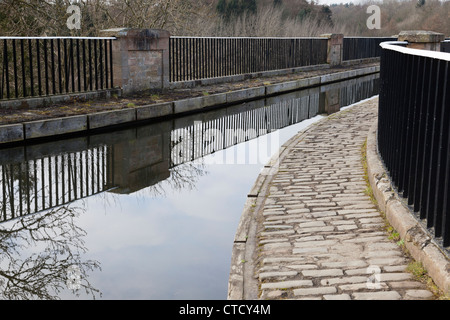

left=361, top=137, right=449, bottom=300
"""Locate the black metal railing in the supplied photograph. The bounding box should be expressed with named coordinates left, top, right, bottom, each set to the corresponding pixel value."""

left=343, top=37, right=396, bottom=61
left=378, top=41, right=450, bottom=248
left=0, top=37, right=115, bottom=100
left=442, top=39, right=450, bottom=53
left=169, top=36, right=328, bottom=82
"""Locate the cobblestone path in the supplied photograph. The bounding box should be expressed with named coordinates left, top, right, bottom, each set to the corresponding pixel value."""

left=254, top=97, right=435, bottom=300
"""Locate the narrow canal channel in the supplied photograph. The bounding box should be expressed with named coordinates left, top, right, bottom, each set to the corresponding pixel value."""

left=0, top=73, right=379, bottom=300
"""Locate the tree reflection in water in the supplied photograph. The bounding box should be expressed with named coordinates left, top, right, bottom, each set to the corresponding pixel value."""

left=0, top=205, right=101, bottom=300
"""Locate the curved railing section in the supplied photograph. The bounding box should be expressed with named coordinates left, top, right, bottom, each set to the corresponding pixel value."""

left=378, top=41, right=450, bottom=249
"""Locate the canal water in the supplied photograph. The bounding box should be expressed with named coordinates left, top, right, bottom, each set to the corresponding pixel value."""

left=0, top=73, right=379, bottom=300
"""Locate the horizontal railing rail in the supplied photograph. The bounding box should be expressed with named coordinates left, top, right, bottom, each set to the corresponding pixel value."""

left=0, top=36, right=115, bottom=100
left=378, top=41, right=450, bottom=248
left=343, top=37, right=396, bottom=61
left=169, top=36, right=328, bottom=82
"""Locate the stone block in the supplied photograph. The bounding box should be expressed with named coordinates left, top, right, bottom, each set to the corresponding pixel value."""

left=398, top=30, right=445, bottom=43
left=173, top=94, right=227, bottom=114
left=398, top=30, right=445, bottom=51
left=265, top=79, right=311, bottom=95
left=226, top=87, right=265, bottom=103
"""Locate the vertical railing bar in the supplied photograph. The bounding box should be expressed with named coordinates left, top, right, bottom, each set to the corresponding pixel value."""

left=82, top=39, right=87, bottom=91
left=36, top=39, right=42, bottom=96
left=104, top=39, right=108, bottom=89
left=3, top=39, right=10, bottom=99
left=70, top=39, right=75, bottom=92
left=12, top=39, right=18, bottom=98
left=63, top=39, right=68, bottom=93
left=88, top=39, right=93, bottom=91
left=182, top=37, right=186, bottom=81
left=203, top=37, right=206, bottom=79
left=77, top=39, right=81, bottom=91
left=190, top=38, right=194, bottom=81
left=194, top=38, right=198, bottom=80
left=28, top=39, right=34, bottom=96
left=57, top=39, right=63, bottom=94
left=176, top=38, right=180, bottom=81
left=99, top=39, right=103, bottom=89
left=20, top=39, right=27, bottom=97
left=432, top=60, right=449, bottom=238
left=419, top=57, right=437, bottom=219
left=186, top=37, right=190, bottom=81
left=50, top=39, right=56, bottom=95
left=43, top=39, right=49, bottom=96
left=169, top=37, right=172, bottom=82
left=109, top=39, right=114, bottom=88
left=94, top=39, right=98, bottom=90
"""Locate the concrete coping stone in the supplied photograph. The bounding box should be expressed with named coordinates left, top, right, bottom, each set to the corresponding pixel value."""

left=0, top=123, right=24, bottom=144
left=135, top=102, right=174, bottom=121
left=24, top=115, right=88, bottom=140
left=88, top=108, right=136, bottom=130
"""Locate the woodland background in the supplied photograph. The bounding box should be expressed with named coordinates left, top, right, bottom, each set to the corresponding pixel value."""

left=0, top=0, right=448, bottom=37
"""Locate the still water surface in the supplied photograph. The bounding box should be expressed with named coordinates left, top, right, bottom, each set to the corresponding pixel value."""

left=0, top=74, right=379, bottom=299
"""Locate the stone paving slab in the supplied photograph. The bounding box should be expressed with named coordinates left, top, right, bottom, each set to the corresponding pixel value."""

left=244, top=97, right=436, bottom=300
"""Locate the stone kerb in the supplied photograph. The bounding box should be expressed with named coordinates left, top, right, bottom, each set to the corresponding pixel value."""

left=366, top=123, right=450, bottom=296
left=100, top=28, right=170, bottom=94
left=398, top=30, right=445, bottom=52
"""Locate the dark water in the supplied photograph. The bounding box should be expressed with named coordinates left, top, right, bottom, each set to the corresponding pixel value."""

left=0, top=73, right=379, bottom=300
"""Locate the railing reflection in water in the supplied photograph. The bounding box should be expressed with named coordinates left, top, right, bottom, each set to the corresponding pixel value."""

left=0, top=73, right=379, bottom=223
left=0, top=145, right=111, bottom=222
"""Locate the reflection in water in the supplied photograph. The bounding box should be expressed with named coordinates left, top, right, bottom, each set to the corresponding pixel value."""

left=0, top=205, right=101, bottom=299
left=0, top=73, right=379, bottom=299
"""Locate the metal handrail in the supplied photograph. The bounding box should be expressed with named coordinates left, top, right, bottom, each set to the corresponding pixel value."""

left=380, top=40, right=450, bottom=61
